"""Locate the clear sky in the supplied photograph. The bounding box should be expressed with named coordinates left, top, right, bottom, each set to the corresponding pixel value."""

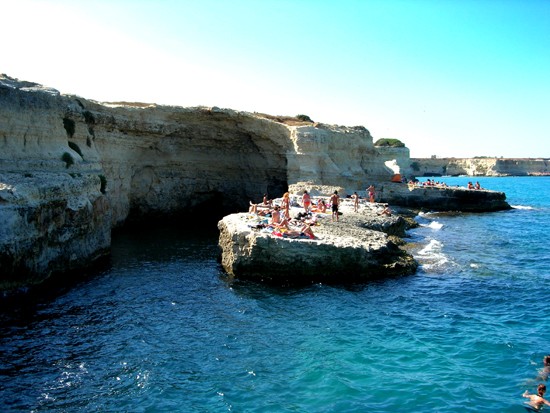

left=2, top=0, right=549, bottom=158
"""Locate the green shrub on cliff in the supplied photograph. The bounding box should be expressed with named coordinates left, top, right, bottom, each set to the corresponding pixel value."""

left=374, top=138, right=405, bottom=148
left=62, top=152, right=74, bottom=168
left=296, top=114, right=313, bottom=122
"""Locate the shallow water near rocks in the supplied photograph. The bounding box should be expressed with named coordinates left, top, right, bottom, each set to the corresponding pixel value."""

left=1, top=177, right=549, bottom=412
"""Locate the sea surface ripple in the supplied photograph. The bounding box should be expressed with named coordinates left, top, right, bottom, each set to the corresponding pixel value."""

left=1, top=176, right=549, bottom=412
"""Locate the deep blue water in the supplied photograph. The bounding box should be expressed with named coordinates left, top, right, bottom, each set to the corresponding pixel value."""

left=1, top=176, right=549, bottom=412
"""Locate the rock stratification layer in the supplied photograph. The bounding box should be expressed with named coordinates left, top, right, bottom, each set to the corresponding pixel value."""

left=410, top=157, right=550, bottom=177
left=218, top=201, right=418, bottom=285
left=0, top=75, right=510, bottom=289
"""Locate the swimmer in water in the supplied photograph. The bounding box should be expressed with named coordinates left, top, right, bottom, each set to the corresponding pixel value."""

left=537, top=355, right=550, bottom=381
left=523, top=384, right=550, bottom=410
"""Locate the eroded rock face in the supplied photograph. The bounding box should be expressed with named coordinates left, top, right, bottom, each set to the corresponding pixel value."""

left=0, top=173, right=111, bottom=289
left=1, top=74, right=403, bottom=288
left=0, top=74, right=506, bottom=289
left=410, top=157, right=550, bottom=177
left=374, top=182, right=510, bottom=212
left=217, top=207, right=418, bottom=286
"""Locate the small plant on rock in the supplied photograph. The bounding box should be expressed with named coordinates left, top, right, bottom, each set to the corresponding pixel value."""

left=296, top=114, right=313, bottom=122
left=62, top=152, right=74, bottom=168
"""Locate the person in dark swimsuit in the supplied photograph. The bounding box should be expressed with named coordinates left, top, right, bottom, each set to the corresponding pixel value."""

left=330, top=191, right=339, bottom=222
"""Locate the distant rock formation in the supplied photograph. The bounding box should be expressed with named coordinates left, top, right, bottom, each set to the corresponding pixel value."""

left=410, top=157, right=550, bottom=177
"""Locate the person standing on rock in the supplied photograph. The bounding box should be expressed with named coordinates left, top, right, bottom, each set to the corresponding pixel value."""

left=302, top=190, right=311, bottom=213
left=367, top=185, right=375, bottom=203
left=352, top=191, right=359, bottom=212
left=330, top=191, right=340, bottom=222
left=282, top=192, right=291, bottom=219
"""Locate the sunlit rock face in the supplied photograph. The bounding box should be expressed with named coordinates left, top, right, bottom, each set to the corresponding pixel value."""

left=217, top=208, right=418, bottom=286
left=1, top=74, right=510, bottom=289
left=410, top=157, right=550, bottom=177
left=1, top=74, right=402, bottom=288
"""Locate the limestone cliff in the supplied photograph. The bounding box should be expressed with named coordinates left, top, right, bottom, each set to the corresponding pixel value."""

left=0, top=75, right=400, bottom=288
left=0, top=74, right=509, bottom=289
left=410, top=157, right=550, bottom=177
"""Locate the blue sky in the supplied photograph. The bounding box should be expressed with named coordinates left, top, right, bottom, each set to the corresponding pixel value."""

left=2, top=0, right=549, bottom=158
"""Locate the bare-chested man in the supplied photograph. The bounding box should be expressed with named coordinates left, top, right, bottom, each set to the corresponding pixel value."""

left=330, top=191, right=340, bottom=222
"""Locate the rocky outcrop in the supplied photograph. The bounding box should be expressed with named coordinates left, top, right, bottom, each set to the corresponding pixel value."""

left=218, top=200, right=417, bottom=285
left=0, top=74, right=509, bottom=289
left=0, top=172, right=110, bottom=290
left=410, top=157, right=550, bottom=177
left=370, top=182, right=510, bottom=212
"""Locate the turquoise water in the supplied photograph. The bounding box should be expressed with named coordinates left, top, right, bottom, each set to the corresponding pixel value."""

left=1, top=176, right=549, bottom=412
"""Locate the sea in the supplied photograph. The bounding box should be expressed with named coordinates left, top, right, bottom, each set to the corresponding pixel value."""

left=1, top=176, right=549, bottom=413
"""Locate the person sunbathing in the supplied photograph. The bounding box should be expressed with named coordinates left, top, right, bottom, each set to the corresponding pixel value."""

left=278, top=224, right=315, bottom=239
left=249, top=201, right=271, bottom=215
left=270, top=206, right=289, bottom=229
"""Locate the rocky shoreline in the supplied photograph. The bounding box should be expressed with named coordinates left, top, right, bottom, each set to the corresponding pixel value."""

left=0, top=74, right=511, bottom=291
left=218, top=196, right=418, bottom=286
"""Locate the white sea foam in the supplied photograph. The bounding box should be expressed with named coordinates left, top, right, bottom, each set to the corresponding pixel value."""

left=428, top=221, right=443, bottom=230
left=416, top=239, right=450, bottom=271
left=418, top=220, right=444, bottom=230
left=511, top=205, right=533, bottom=210
left=418, top=239, right=443, bottom=256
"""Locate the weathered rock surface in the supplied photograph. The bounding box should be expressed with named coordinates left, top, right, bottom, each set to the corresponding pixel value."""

left=218, top=200, right=417, bottom=285
left=371, top=181, right=510, bottom=212
left=0, top=172, right=110, bottom=289
left=0, top=74, right=509, bottom=289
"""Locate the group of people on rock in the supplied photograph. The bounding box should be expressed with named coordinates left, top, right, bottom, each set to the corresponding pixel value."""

left=523, top=355, right=550, bottom=410
left=406, top=179, right=485, bottom=191
left=248, top=192, right=319, bottom=239
left=249, top=186, right=394, bottom=232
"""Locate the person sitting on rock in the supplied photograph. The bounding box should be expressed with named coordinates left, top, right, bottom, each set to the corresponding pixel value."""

left=377, top=204, right=392, bottom=216
left=249, top=201, right=271, bottom=215
left=300, top=224, right=315, bottom=239
left=280, top=223, right=315, bottom=240
left=270, top=206, right=289, bottom=229
left=262, top=193, right=272, bottom=207
left=316, top=198, right=327, bottom=213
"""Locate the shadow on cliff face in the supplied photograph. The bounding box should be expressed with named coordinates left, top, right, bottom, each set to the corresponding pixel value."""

left=123, top=192, right=245, bottom=230
left=123, top=182, right=288, bottom=230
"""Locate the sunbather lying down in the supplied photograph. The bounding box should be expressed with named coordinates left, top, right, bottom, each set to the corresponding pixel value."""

left=273, top=224, right=315, bottom=240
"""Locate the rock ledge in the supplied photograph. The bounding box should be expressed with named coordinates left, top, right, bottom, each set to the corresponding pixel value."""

left=218, top=200, right=417, bottom=285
